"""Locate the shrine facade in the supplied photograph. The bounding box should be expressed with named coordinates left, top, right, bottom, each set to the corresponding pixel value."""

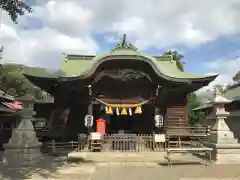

left=24, top=35, right=217, bottom=137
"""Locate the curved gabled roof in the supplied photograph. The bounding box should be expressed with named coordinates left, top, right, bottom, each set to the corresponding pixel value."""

left=57, top=35, right=217, bottom=83
left=23, top=34, right=217, bottom=92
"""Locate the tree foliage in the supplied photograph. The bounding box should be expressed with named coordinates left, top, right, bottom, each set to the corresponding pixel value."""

left=233, top=71, right=240, bottom=83
left=0, top=0, right=32, bottom=24
left=0, top=63, right=46, bottom=99
left=163, top=50, right=185, bottom=72
left=188, top=93, right=204, bottom=125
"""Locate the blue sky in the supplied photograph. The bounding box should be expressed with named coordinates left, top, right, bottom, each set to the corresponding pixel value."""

left=93, top=32, right=240, bottom=79
left=0, top=0, right=240, bottom=90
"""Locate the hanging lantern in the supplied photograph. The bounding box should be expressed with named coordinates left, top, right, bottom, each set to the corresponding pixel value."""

left=128, top=108, right=132, bottom=116
left=116, top=107, right=120, bottom=115
left=135, top=106, right=142, bottom=114
left=155, top=114, right=163, bottom=127
left=121, top=107, right=127, bottom=115
left=106, top=106, right=113, bottom=114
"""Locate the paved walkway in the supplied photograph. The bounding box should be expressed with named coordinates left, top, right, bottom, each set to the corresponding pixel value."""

left=92, top=163, right=240, bottom=180
left=0, top=152, right=240, bottom=179
left=1, top=161, right=240, bottom=180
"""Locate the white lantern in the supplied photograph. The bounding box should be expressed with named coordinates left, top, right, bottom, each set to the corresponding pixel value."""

left=155, top=115, right=163, bottom=127
left=84, top=115, right=93, bottom=127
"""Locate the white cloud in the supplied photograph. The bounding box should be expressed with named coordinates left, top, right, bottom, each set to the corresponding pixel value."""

left=197, top=57, right=240, bottom=94
left=1, top=0, right=240, bottom=67
left=0, top=4, right=98, bottom=68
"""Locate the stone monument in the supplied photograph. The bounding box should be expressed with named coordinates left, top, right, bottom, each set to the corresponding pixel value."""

left=2, top=94, right=42, bottom=166
left=207, top=86, right=240, bottom=164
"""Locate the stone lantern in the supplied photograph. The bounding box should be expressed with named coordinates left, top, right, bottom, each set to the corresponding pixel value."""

left=207, top=87, right=240, bottom=164
left=2, top=94, right=42, bottom=166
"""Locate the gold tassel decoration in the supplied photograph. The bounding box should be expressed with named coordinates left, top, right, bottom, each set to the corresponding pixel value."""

left=121, top=107, right=127, bottom=115
left=135, top=106, right=142, bottom=114
left=106, top=106, right=113, bottom=114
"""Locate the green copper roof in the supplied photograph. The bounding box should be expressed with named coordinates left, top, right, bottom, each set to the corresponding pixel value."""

left=61, top=54, right=212, bottom=80
left=225, top=83, right=240, bottom=101
left=60, top=34, right=216, bottom=81
left=24, top=34, right=217, bottom=83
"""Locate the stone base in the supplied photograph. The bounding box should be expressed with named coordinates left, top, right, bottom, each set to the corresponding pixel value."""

left=214, top=154, right=240, bottom=164
left=209, top=143, right=240, bottom=164
left=2, top=143, right=43, bottom=166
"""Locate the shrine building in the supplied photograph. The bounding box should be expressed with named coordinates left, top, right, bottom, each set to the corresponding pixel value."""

left=24, top=35, right=217, bottom=137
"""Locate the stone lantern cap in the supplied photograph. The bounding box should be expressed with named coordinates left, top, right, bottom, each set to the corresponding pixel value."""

left=211, top=86, right=232, bottom=104
left=16, top=94, right=36, bottom=103
left=212, top=94, right=232, bottom=104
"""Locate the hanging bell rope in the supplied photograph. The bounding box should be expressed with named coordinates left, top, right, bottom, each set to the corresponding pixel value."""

left=98, top=98, right=153, bottom=116
left=95, top=98, right=153, bottom=108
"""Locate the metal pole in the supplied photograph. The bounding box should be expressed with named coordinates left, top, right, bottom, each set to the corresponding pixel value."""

left=87, top=84, right=93, bottom=134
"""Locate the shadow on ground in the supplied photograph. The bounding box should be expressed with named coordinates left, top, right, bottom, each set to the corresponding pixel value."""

left=158, top=161, right=202, bottom=166
left=0, top=150, right=93, bottom=180
left=158, top=155, right=207, bottom=167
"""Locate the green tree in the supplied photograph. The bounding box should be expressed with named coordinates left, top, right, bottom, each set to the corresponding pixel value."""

left=0, top=63, right=44, bottom=99
left=0, top=0, right=32, bottom=24
left=163, top=50, right=185, bottom=72
left=188, top=93, right=204, bottom=125
left=233, top=71, right=240, bottom=83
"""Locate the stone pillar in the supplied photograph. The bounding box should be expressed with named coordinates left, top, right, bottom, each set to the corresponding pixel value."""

left=207, top=87, right=240, bottom=164
left=2, top=94, right=42, bottom=166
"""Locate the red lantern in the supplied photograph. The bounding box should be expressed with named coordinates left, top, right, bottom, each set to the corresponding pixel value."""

left=96, top=118, right=106, bottom=134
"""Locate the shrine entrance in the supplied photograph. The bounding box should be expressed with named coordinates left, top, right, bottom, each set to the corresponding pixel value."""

left=91, top=65, right=158, bottom=134
left=107, top=104, right=155, bottom=134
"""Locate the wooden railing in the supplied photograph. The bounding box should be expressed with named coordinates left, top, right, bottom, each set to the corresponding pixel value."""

left=42, top=140, right=79, bottom=154
left=41, top=126, right=211, bottom=153
left=102, top=134, right=165, bottom=152
left=164, top=125, right=210, bottom=137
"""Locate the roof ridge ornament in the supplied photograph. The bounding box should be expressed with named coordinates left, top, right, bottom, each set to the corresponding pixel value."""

left=112, top=34, right=138, bottom=51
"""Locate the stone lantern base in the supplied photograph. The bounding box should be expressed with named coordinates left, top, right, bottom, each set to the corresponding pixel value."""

left=2, top=118, right=43, bottom=166
left=3, top=143, right=43, bottom=166
left=207, top=124, right=240, bottom=164
left=208, top=143, right=240, bottom=164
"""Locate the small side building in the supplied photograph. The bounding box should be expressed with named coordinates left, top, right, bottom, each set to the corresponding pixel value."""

left=0, top=90, right=22, bottom=149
